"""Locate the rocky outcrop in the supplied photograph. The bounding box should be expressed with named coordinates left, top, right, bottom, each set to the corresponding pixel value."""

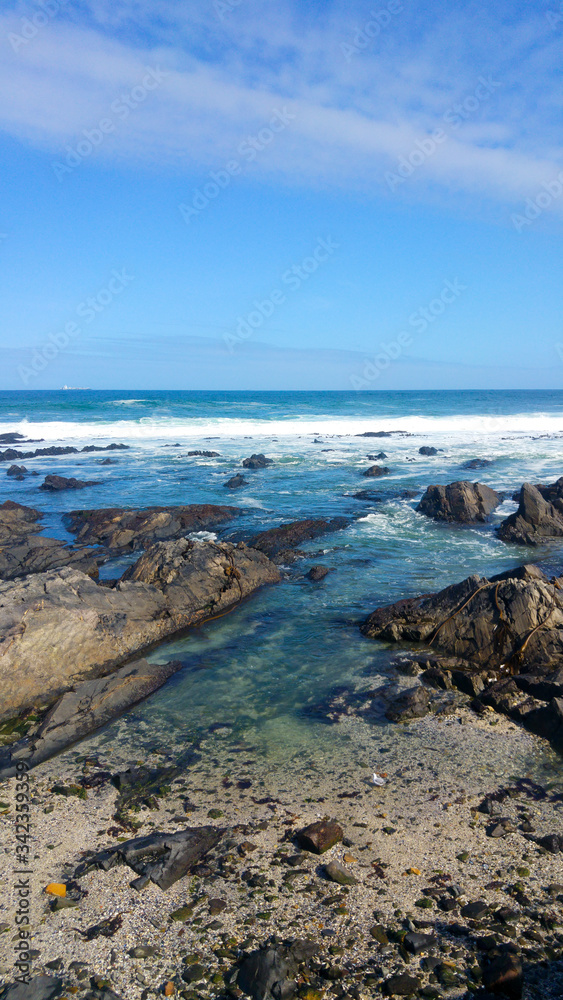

left=187, top=450, right=220, bottom=457
left=0, top=500, right=100, bottom=581
left=224, top=474, right=248, bottom=490
left=40, top=474, right=100, bottom=491
left=363, top=465, right=390, bottom=477
left=419, top=446, right=438, bottom=456
left=248, top=517, right=349, bottom=561
left=64, top=503, right=240, bottom=552
left=498, top=481, right=563, bottom=545
left=0, top=442, right=128, bottom=462
left=417, top=481, right=501, bottom=523
left=361, top=565, right=563, bottom=750
left=0, top=538, right=280, bottom=721
left=242, top=454, right=274, bottom=469
left=462, top=458, right=492, bottom=469
left=0, top=658, right=184, bottom=777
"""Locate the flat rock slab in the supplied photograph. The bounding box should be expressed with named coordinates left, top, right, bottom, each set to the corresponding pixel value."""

left=0, top=538, right=280, bottom=721
left=0, top=658, right=184, bottom=778
left=64, top=503, right=240, bottom=551
left=0, top=978, right=63, bottom=1000
left=296, top=820, right=343, bottom=854
left=77, top=826, right=224, bottom=890
left=248, top=518, right=349, bottom=559
left=323, top=861, right=358, bottom=885
left=417, top=480, right=501, bottom=522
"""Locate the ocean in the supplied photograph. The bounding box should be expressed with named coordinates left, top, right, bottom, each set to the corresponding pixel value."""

left=1, top=388, right=562, bottom=784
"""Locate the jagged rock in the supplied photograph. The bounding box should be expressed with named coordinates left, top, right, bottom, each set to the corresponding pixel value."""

left=419, top=446, right=438, bottom=456
left=0, top=499, right=43, bottom=542
left=187, top=450, right=220, bottom=457
left=499, top=481, right=563, bottom=545
left=0, top=443, right=128, bottom=462
left=363, top=465, right=390, bottom=477
left=0, top=432, right=27, bottom=444
left=224, top=474, right=248, bottom=490
left=403, top=930, right=437, bottom=954
left=386, top=686, right=430, bottom=722
left=64, top=503, right=240, bottom=552
left=0, top=979, right=63, bottom=1000
left=0, top=501, right=100, bottom=581
left=0, top=538, right=280, bottom=721
left=40, top=474, right=100, bottom=491
left=6, top=464, right=27, bottom=476
left=237, top=940, right=316, bottom=1000
left=242, top=454, right=274, bottom=469
left=417, top=481, right=501, bottom=522
left=0, top=659, right=184, bottom=777
left=367, top=452, right=387, bottom=460
left=76, top=827, right=224, bottom=890
left=248, top=518, right=348, bottom=560
left=296, top=820, right=343, bottom=854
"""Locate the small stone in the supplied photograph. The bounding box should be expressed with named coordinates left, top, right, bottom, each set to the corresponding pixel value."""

left=164, top=984, right=175, bottom=997
left=404, top=931, right=437, bottom=955
left=207, top=808, right=224, bottom=818
left=415, top=898, right=433, bottom=909
left=456, top=851, right=470, bottom=862
left=384, top=972, right=422, bottom=995
left=324, top=861, right=358, bottom=886
left=129, top=946, right=157, bottom=959
left=182, top=964, right=206, bottom=983
left=208, top=898, right=227, bottom=916
left=369, top=925, right=389, bottom=945
left=170, top=905, right=194, bottom=922
left=296, top=820, right=344, bottom=854
left=461, top=900, right=488, bottom=919
left=343, top=853, right=358, bottom=863
left=45, top=883, right=66, bottom=897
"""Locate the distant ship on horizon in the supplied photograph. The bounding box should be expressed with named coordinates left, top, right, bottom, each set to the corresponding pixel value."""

left=59, top=385, right=91, bottom=390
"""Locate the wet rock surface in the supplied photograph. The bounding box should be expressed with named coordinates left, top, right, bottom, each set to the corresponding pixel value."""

left=0, top=442, right=129, bottom=462
left=0, top=538, right=280, bottom=721
left=0, top=500, right=101, bottom=581
left=417, top=481, right=501, bottom=523
left=224, top=474, right=248, bottom=490
left=363, top=465, right=391, bottom=477
left=499, top=481, right=563, bottom=545
left=64, top=503, right=241, bottom=552
left=242, top=454, right=274, bottom=469
left=247, top=517, right=349, bottom=562
left=39, top=474, right=101, bottom=491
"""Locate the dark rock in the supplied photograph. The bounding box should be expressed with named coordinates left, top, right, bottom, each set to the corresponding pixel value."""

left=421, top=667, right=452, bottom=690
left=242, top=454, right=274, bottom=469
left=356, top=430, right=407, bottom=437
left=383, top=972, right=422, bottom=995
left=0, top=443, right=128, bottom=463
left=0, top=500, right=100, bottom=582
left=367, top=452, right=388, bottom=460
left=224, top=475, right=248, bottom=490
left=6, top=465, right=27, bottom=476
left=76, top=826, right=224, bottom=890
left=537, top=833, right=563, bottom=853
left=99, top=458, right=116, bottom=465
left=417, top=481, right=501, bottom=523
left=40, top=474, right=100, bottom=492
left=248, top=517, right=348, bottom=560
left=419, top=446, right=439, bottom=456
left=0, top=979, right=63, bottom=1000
left=307, top=565, right=331, bottom=581
left=0, top=538, right=280, bottom=723
left=461, top=901, right=489, bottom=918
left=187, top=450, right=220, bottom=457
left=351, top=488, right=418, bottom=501
left=237, top=940, right=316, bottom=1000
left=482, top=953, right=522, bottom=998
left=64, top=503, right=240, bottom=552
left=363, top=465, right=390, bottom=477
left=462, top=458, right=493, bottom=469
left=296, top=820, right=344, bottom=854
left=0, top=658, right=184, bottom=778
left=404, top=931, right=437, bottom=954
left=498, top=481, right=563, bottom=545
left=386, top=686, right=430, bottom=722
left=0, top=432, right=27, bottom=444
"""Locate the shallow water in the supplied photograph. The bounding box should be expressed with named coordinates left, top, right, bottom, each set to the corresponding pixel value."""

left=1, top=389, right=562, bottom=786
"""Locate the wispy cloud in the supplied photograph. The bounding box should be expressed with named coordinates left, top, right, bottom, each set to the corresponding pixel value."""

left=1, top=0, right=562, bottom=211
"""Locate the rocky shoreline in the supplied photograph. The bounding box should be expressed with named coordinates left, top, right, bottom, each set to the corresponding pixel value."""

left=1, top=459, right=563, bottom=999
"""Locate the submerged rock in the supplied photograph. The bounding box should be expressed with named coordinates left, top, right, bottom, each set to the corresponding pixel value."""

left=307, top=565, right=331, bottom=581
left=0, top=538, right=280, bottom=721
left=363, top=465, right=390, bottom=477
left=40, top=474, right=100, bottom=491
left=224, top=474, right=248, bottom=490
left=462, top=458, right=493, bottom=469
left=419, top=446, right=439, bottom=456
left=417, top=481, right=501, bottom=522
left=296, top=820, right=343, bottom=854
left=64, top=503, right=240, bottom=552
left=498, top=480, right=563, bottom=545
left=0, top=658, right=184, bottom=777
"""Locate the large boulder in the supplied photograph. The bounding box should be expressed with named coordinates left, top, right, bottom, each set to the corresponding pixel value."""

left=0, top=501, right=100, bottom=581
left=417, top=481, right=501, bottom=523
left=64, top=503, right=240, bottom=552
left=0, top=538, right=280, bottom=721
left=242, top=454, right=274, bottom=469
left=498, top=481, right=563, bottom=545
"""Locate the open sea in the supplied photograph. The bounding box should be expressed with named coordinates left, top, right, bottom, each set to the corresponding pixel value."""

left=1, top=389, right=563, bottom=786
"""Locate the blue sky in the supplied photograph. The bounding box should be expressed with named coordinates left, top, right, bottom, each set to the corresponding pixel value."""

left=0, top=0, right=562, bottom=389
